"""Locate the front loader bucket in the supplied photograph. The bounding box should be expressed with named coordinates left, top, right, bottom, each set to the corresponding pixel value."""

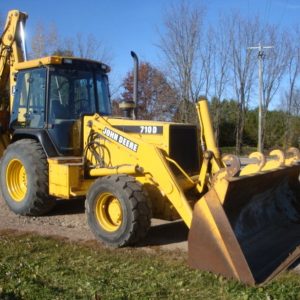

left=188, top=164, right=300, bottom=285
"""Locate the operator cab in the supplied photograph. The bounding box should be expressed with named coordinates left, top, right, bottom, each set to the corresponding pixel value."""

left=10, top=57, right=111, bottom=156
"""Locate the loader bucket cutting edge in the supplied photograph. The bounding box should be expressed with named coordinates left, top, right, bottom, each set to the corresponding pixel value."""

left=188, top=164, right=300, bottom=285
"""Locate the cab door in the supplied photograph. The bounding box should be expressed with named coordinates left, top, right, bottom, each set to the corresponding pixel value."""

left=11, top=68, right=46, bottom=129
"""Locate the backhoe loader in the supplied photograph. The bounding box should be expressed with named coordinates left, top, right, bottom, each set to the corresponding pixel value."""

left=0, top=10, right=299, bottom=285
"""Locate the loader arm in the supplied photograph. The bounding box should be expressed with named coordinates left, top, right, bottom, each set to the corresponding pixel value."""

left=85, top=114, right=194, bottom=227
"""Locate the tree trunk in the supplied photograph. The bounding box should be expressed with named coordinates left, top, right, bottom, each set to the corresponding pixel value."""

left=235, top=102, right=245, bottom=155
left=261, top=109, right=268, bottom=151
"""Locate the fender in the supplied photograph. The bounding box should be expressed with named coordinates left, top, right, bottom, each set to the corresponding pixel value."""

left=12, top=129, right=59, bottom=157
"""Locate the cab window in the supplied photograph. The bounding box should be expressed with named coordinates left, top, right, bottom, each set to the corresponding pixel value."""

left=11, top=68, right=46, bottom=128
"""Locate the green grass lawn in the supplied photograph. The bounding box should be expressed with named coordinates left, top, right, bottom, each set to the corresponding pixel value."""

left=0, top=231, right=300, bottom=299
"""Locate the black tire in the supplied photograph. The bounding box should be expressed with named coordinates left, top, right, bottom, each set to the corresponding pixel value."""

left=86, top=174, right=152, bottom=247
left=0, top=139, right=55, bottom=216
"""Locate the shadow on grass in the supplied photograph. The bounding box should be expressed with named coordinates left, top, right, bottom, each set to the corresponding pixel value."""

left=0, top=291, right=22, bottom=300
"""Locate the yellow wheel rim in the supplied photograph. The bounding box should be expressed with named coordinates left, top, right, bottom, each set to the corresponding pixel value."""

left=6, top=159, right=27, bottom=202
left=95, top=192, right=123, bottom=232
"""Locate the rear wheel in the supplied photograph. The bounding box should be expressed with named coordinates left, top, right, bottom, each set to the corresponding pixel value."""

left=0, top=139, right=55, bottom=215
left=86, top=175, right=151, bottom=247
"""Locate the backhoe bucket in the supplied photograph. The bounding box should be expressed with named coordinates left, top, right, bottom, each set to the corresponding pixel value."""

left=188, top=164, right=300, bottom=285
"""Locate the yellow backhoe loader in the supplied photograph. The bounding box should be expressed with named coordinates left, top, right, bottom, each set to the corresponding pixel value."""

left=0, top=10, right=299, bottom=285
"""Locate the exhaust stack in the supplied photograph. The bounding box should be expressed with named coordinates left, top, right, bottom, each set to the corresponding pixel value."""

left=130, top=51, right=138, bottom=119
left=119, top=51, right=139, bottom=119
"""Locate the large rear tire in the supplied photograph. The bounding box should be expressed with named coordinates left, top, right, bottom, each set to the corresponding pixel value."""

left=86, top=175, right=152, bottom=247
left=0, top=139, right=55, bottom=216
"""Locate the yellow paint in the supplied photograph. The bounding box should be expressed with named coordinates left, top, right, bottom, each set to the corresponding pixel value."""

left=196, top=154, right=210, bottom=193
left=240, top=152, right=266, bottom=176
left=285, top=147, right=300, bottom=166
left=210, top=171, right=230, bottom=205
left=6, top=158, right=27, bottom=201
left=48, top=157, right=89, bottom=199
left=262, top=149, right=285, bottom=171
left=89, top=165, right=138, bottom=177
left=83, top=115, right=194, bottom=227
left=95, top=192, right=123, bottom=232
left=195, top=98, right=225, bottom=173
left=0, top=10, right=28, bottom=111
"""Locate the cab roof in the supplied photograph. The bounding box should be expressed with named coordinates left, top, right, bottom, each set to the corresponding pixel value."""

left=14, top=56, right=110, bottom=73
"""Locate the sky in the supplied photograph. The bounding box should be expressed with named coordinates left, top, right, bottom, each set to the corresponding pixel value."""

left=1, top=0, right=300, bottom=100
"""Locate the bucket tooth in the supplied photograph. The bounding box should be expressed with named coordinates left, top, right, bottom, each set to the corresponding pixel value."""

left=240, top=152, right=265, bottom=176
left=285, top=147, right=300, bottom=166
left=262, top=150, right=285, bottom=171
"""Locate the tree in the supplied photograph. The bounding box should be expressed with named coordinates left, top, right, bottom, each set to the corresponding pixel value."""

left=211, top=99, right=238, bottom=147
left=30, top=22, right=111, bottom=63
left=282, top=27, right=300, bottom=147
left=72, top=33, right=111, bottom=62
left=209, top=16, right=230, bottom=145
left=226, top=13, right=262, bottom=154
left=260, top=26, right=288, bottom=149
left=119, top=62, right=178, bottom=121
left=31, top=23, right=61, bottom=58
left=158, top=0, right=205, bottom=123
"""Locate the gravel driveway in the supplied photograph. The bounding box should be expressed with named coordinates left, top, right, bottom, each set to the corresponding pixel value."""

left=0, top=196, right=188, bottom=251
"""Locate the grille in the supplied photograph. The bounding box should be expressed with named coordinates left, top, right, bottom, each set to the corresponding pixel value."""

left=169, top=125, right=201, bottom=175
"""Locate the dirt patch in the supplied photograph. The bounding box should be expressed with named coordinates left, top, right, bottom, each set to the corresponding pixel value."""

left=0, top=197, right=188, bottom=252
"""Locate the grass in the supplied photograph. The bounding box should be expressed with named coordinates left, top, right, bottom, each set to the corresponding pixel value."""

left=0, top=231, right=300, bottom=299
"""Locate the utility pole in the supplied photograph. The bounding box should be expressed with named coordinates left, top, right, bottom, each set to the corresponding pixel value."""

left=248, top=43, right=273, bottom=153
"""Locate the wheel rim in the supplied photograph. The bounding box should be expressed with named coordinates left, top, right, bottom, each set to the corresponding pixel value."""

left=95, top=192, right=123, bottom=232
left=6, top=159, right=27, bottom=202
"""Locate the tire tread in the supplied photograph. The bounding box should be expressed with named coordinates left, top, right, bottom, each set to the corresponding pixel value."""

left=0, top=139, right=55, bottom=216
left=86, top=174, right=151, bottom=247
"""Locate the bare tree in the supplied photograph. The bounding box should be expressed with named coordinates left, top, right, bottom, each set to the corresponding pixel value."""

left=30, top=22, right=111, bottom=64
left=260, top=26, right=288, bottom=148
left=209, top=16, right=230, bottom=145
left=198, top=27, right=213, bottom=97
left=282, top=27, right=300, bottom=146
left=227, top=13, right=262, bottom=154
left=30, top=23, right=61, bottom=58
left=30, top=23, right=47, bottom=58
left=158, top=1, right=205, bottom=123
left=72, top=33, right=112, bottom=62
left=285, top=89, right=300, bottom=116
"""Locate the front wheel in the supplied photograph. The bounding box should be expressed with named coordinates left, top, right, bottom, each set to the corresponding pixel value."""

left=86, top=175, right=152, bottom=247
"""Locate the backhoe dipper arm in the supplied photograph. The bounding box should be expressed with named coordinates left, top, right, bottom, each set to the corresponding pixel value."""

left=85, top=115, right=194, bottom=227
left=0, top=10, right=27, bottom=109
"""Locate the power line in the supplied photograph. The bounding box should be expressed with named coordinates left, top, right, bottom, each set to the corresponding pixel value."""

left=248, top=43, right=274, bottom=153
